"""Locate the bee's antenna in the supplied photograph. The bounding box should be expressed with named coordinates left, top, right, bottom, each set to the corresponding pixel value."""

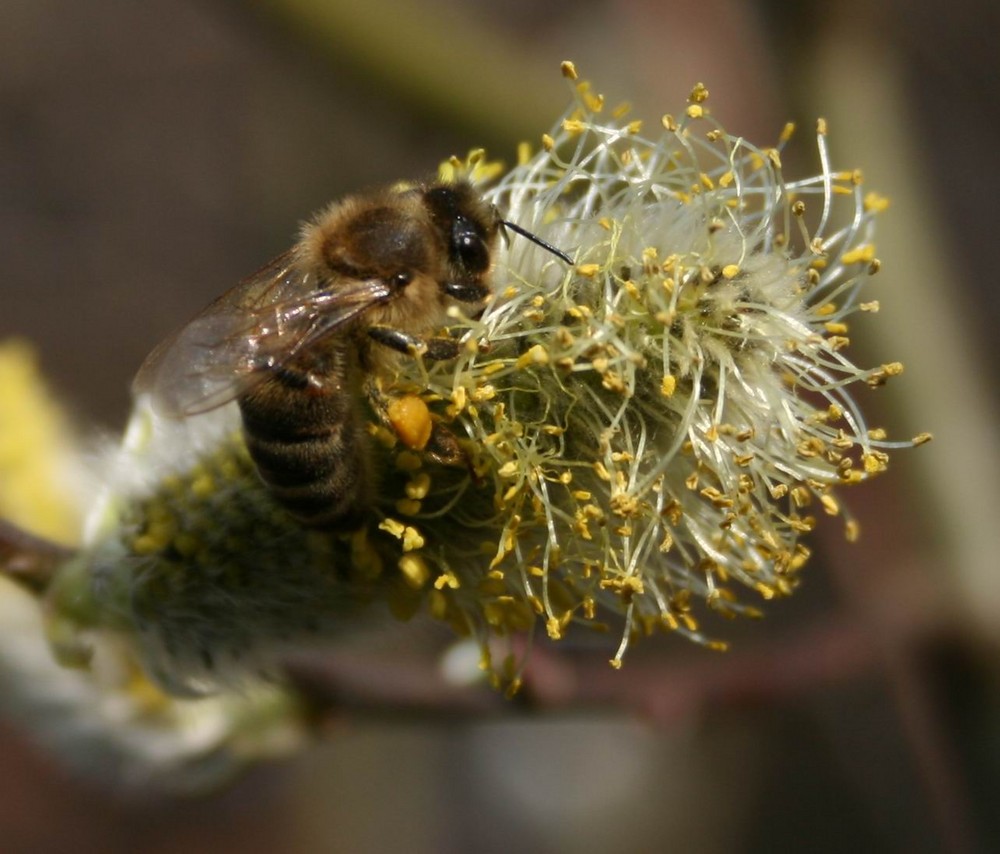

left=502, top=220, right=574, bottom=266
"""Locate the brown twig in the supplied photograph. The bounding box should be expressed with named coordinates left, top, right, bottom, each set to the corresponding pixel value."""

left=0, top=518, right=75, bottom=595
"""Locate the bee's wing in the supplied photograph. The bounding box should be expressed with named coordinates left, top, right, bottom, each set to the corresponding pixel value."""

left=134, top=252, right=392, bottom=416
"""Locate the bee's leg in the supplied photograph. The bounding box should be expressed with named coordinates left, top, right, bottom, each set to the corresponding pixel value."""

left=423, top=422, right=469, bottom=468
left=367, top=326, right=459, bottom=361
left=363, top=377, right=468, bottom=469
left=363, top=375, right=393, bottom=426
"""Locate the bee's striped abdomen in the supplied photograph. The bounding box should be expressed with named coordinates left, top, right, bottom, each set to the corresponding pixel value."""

left=237, top=347, right=370, bottom=529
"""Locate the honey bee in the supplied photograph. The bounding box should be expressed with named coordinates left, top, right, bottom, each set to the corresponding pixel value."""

left=134, top=180, right=570, bottom=530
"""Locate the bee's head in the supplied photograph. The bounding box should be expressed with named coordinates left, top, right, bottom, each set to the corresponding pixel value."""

left=422, top=180, right=574, bottom=305
left=421, top=181, right=501, bottom=304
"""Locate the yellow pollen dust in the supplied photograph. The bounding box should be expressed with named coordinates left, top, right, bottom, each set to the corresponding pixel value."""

left=395, top=498, right=422, bottom=516
left=688, top=82, right=709, bottom=103
left=515, top=344, right=550, bottom=369
left=398, top=554, right=431, bottom=589
left=864, top=192, right=890, bottom=213
left=579, top=86, right=605, bottom=113
left=378, top=518, right=406, bottom=538
left=840, top=244, right=877, bottom=265
left=405, top=472, right=431, bottom=500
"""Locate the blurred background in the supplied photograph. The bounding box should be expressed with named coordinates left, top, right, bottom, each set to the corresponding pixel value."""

left=1, top=0, right=998, bottom=851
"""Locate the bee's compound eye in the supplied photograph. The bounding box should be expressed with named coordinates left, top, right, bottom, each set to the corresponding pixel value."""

left=453, top=230, right=489, bottom=273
